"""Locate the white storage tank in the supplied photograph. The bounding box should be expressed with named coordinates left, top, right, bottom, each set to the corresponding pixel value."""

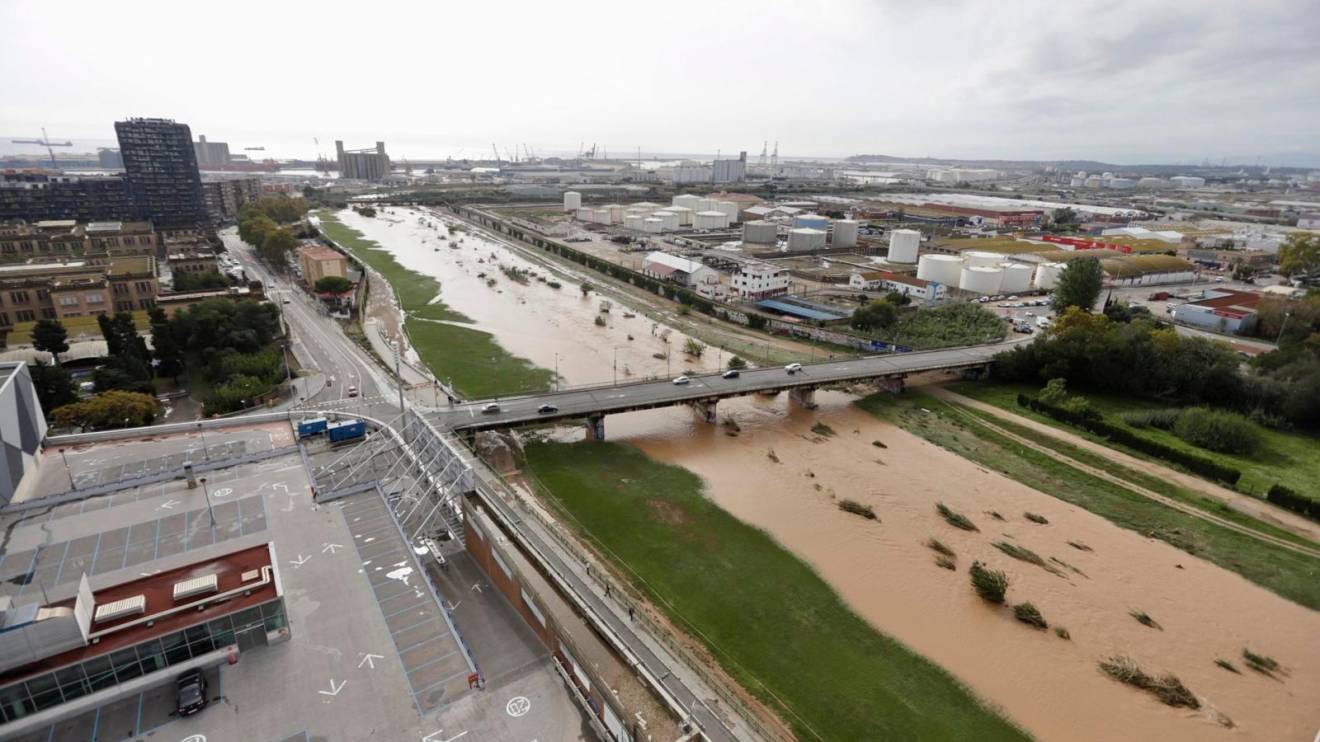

left=742, top=220, right=778, bottom=244
left=694, top=211, right=730, bottom=230
left=715, top=201, right=740, bottom=224
left=917, top=254, right=963, bottom=286
left=695, top=198, right=717, bottom=213
left=653, top=211, right=681, bottom=231
left=960, top=265, right=1003, bottom=295
left=888, top=229, right=921, bottom=263
left=832, top=220, right=859, bottom=248
left=592, top=208, right=612, bottom=225
left=575, top=207, right=593, bottom=222
left=793, top=214, right=830, bottom=231
left=660, top=206, right=693, bottom=226
left=603, top=204, right=625, bottom=222
left=623, top=214, right=644, bottom=230
left=672, top=194, right=702, bottom=210
left=642, top=217, right=664, bottom=233
left=787, top=228, right=827, bottom=251
left=999, top=262, right=1034, bottom=294
left=962, top=250, right=1002, bottom=269
left=1033, top=262, right=1066, bottom=290
left=563, top=191, right=582, bottom=211
left=632, top=201, right=661, bottom=211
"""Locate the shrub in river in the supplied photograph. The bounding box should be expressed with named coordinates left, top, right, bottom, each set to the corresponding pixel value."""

left=811, top=421, right=836, bottom=437
left=1013, top=602, right=1048, bottom=629
left=871, top=440, right=887, bottom=448
left=986, top=510, right=1005, bottom=521
left=935, top=555, right=957, bottom=570
left=593, top=315, right=607, bottom=327
left=1241, top=649, right=1281, bottom=677
left=1024, top=512, right=1049, bottom=524
left=1214, top=658, right=1240, bottom=674
left=1054, top=626, right=1071, bottom=640
left=993, top=541, right=1061, bottom=575
left=838, top=499, right=877, bottom=521
left=1129, top=610, right=1162, bottom=630
left=969, top=561, right=1009, bottom=604
left=936, top=502, right=978, bottom=531
left=1067, top=540, right=1093, bottom=552
left=926, top=538, right=955, bottom=558
left=1098, top=655, right=1200, bottom=709
left=766, top=448, right=779, bottom=463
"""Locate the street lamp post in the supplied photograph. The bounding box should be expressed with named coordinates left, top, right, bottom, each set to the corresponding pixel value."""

left=200, top=477, right=216, bottom=529
left=197, top=423, right=210, bottom=462
left=1276, top=311, right=1292, bottom=346
left=612, top=347, right=618, bottom=385
left=554, top=353, right=560, bottom=392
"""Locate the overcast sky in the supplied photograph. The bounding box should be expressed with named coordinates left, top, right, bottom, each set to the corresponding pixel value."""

left=2, top=0, right=1316, bottom=164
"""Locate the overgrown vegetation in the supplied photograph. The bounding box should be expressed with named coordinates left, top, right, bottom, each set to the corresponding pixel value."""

left=993, top=541, right=1061, bottom=575
left=1023, top=512, right=1049, bottom=524
left=1241, top=649, right=1282, bottom=678
left=523, top=440, right=1028, bottom=741
left=837, top=499, right=877, bottom=520
left=52, top=390, right=159, bottom=430
left=926, top=538, right=956, bottom=558
left=1214, top=658, right=1240, bottom=674
left=1098, top=656, right=1199, bottom=709
left=1129, top=610, right=1163, bottom=630
left=936, top=502, right=979, bottom=531
left=969, top=561, right=1009, bottom=604
left=1012, top=602, right=1047, bottom=629
left=1172, top=407, right=1263, bottom=454
left=810, top=421, right=836, bottom=437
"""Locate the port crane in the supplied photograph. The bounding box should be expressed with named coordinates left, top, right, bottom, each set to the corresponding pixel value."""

left=11, top=127, right=72, bottom=167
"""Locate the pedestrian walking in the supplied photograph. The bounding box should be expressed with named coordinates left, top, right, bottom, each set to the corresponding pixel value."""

left=628, top=607, right=635, bottom=621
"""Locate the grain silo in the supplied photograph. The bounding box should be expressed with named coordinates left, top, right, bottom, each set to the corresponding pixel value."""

left=694, top=211, right=730, bottom=230
left=642, top=217, right=664, bottom=233
left=672, top=194, right=702, bottom=210
left=917, top=254, right=963, bottom=286
left=887, top=229, right=921, bottom=263
left=653, top=211, right=681, bottom=231
left=715, top=201, right=740, bottom=224
left=563, top=191, right=582, bottom=211
left=787, top=228, right=827, bottom=251
left=962, top=250, right=1002, bottom=269
left=661, top=206, right=693, bottom=226
left=959, top=265, right=1004, bottom=295
left=998, top=262, right=1034, bottom=294
left=1033, top=262, right=1066, bottom=290
left=793, top=214, right=830, bottom=231
left=832, top=220, right=859, bottom=248
left=742, top=220, right=778, bottom=244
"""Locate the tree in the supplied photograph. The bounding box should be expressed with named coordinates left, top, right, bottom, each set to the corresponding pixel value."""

left=31, top=319, right=69, bottom=365
left=149, top=307, right=185, bottom=380
left=238, top=213, right=278, bottom=247
left=173, top=270, right=232, bottom=291
left=580, top=282, right=593, bottom=296
left=95, top=312, right=153, bottom=390
left=1278, top=233, right=1320, bottom=277
left=314, top=275, right=354, bottom=294
left=259, top=228, right=299, bottom=266
left=683, top=337, right=706, bottom=357
left=52, top=390, right=159, bottom=430
left=727, top=355, right=748, bottom=370
left=29, top=361, right=77, bottom=413
left=851, top=299, right=898, bottom=332
left=1051, top=207, right=1079, bottom=228
left=1052, top=258, right=1103, bottom=313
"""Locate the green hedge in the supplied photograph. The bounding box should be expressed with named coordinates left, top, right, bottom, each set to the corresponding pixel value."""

left=1017, top=394, right=1242, bottom=486
left=1265, top=484, right=1318, bottom=522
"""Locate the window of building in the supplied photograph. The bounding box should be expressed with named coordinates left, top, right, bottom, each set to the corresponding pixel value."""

left=521, top=589, right=546, bottom=627
left=9, top=291, right=29, bottom=304
left=492, top=550, right=513, bottom=580
left=58, top=295, right=79, bottom=306
left=0, top=312, right=9, bottom=327
left=40, top=308, right=56, bottom=319
left=15, top=310, right=34, bottom=323
left=138, top=298, right=155, bottom=310
left=84, top=293, right=104, bottom=305
left=36, top=289, right=48, bottom=300
left=116, top=301, right=133, bottom=312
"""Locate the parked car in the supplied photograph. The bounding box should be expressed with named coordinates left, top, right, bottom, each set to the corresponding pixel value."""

left=175, top=670, right=208, bottom=716
left=537, top=403, right=558, bottom=414
left=672, top=376, right=691, bottom=385
left=784, top=363, right=803, bottom=374
left=721, top=370, right=740, bottom=379
left=481, top=402, right=501, bottom=413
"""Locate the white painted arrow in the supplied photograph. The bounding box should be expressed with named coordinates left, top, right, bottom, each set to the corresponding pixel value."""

left=358, top=653, right=385, bottom=669
left=322, top=543, right=344, bottom=554
left=422, top=731, right=468, bottom=742
left=158, top=499, right=180, bottom=510
left=445, top=600, right=461, bottom=611
left=470, top=583, right=483, bottom=593
left=318, top=679, right=346, bottom=696
left=290, top=554, right=311, bottom=568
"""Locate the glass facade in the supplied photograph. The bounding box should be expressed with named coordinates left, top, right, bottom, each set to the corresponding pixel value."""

left=0, top=599, right=286, bottom=723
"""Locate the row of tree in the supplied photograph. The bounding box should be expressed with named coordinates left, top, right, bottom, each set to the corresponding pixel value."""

left=238, top=196, right=310, bottom=266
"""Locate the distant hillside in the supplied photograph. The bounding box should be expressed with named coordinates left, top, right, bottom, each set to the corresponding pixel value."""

left=847, top=153, right=1319, bottom=173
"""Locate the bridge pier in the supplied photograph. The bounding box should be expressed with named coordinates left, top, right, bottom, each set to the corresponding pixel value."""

left=789, top=387, right=818, bottom=410
left=960, top=365, right=988, bottom=380
left=876, top=376, right=905, bottom=394
left=690, top=398, right=718, bottom=424
left=585, top=414, right=606, bottom=441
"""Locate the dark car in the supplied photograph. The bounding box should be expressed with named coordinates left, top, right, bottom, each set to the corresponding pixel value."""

left=537, top=403, right=559, bottom=414
left=175, top=670, right=208, bottom=716
left=721, top=370, right=740, bottom=379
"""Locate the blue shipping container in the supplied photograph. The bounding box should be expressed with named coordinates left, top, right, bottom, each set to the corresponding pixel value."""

left=297, top=417, right=329, bottom=438
left=327, top=420, right=367, bottom=443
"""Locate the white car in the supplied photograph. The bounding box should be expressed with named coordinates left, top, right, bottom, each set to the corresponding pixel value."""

left=671, top=376, right=691, bottom=385
left=481, top=402, right=501, bottom=413
left=784, top=363, right=803, bottom=374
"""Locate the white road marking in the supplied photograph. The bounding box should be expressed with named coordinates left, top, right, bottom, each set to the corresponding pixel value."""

left=290, top=554, right=311, bottom=568
left=158, top=499, right=180, bottom=510
left=318, top=678, right=346, bottom=696
left=322, top=543, right=344, bottom=554
left=505, top=696, right=531, bottom=717
left=358, top=652, right=385, bottom=669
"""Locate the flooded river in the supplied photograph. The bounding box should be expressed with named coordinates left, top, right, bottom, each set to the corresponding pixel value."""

left=347, top=206, right=1319, bottom=740
left=332, top=207, right=722, bottom=387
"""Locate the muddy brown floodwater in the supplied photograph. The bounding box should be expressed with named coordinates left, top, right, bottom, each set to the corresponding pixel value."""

left=334, top=207, right=723, bottom=387
left=591, top=390, right=1320, bottom=742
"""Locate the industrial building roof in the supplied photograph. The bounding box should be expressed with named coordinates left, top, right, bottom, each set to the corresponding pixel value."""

left=754, top=298, right=849, bottom=321
left=1185, top=289, right=1262, bottom=319
left=643, top=251, right=706, bottom=275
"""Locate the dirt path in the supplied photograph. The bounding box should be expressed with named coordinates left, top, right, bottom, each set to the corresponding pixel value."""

left=928, top=388, right=1320, bottom=556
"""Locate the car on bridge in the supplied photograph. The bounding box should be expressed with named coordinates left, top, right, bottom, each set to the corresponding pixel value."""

left=537, top=403, right=558, bottom=414
left=672, top=376, right=691, bottom=385
left=481, top=402, right=501, bottom=414
left=721, top=370, right=740, bottom=379
left=784, top=363, right=803, bottom=374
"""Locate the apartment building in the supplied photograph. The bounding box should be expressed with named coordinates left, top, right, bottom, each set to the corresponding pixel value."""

left=165, top=243, right=220, bottom=277
left=0, top=221, right=159, bottom=263
left=296, top=244, right=348, bottom=288
left=0, top=257, right=158, bottom=336
left=115, top=118, right=208, bottom=227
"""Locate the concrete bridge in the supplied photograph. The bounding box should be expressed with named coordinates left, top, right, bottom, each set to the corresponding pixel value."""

left=431, top=345, right=1000, bottom=440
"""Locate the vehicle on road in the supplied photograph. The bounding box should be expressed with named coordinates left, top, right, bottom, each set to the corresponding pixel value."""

left=537, top=403, right=558, bottom=414
left=282, top=297, right=291, bottom=305
left=481, top=402, right=501, bottom=413
left=175, top=670, right=208, bottom=716
left=672, top=376, right=690, bottom=385
left=347, top=385, right=358, bottom=397
left=784, top=363, right=803, bottom=374
left=721, top=370, right=740, bottom=379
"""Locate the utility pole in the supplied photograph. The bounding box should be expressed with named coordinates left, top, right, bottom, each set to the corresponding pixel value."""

left=200, top=477, right=216, bottom=529
left=393, top=340, right=405, bottom=411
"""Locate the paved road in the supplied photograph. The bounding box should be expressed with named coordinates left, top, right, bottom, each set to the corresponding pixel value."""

left=431, top=344, right=1002, bottom=432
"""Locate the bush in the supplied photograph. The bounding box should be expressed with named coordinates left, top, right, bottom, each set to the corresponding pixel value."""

left=1098, top=656, right=1199, bottom=709
left=1241, top=649, right=1281, bottom=677
left=837, top=499, right=877, bottom=520
left=1120, top=408, right=1182, bottom=430
left=1129, top=610, right=1162, bottom=630
left=1013, top=602, right=1047, bottom=629
left=993, top=541, right=1059, bottom=575
left=204, top=374, right=270, bottom=416
left=936, top=502, right=978, bottom=531
left=926, top=538, right=955, bottom=558
left=1018, top=395, right=1243, bottom=485
left=1264, top=484, right=1318, bottom=521
left=1172, top=407, right=1263, bottom=454
left=969, top=561, right=1009, bottom=603
left=1054, top=626, right=1071, bottom=640
left=1023, top=512, right=1049, bottom=524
